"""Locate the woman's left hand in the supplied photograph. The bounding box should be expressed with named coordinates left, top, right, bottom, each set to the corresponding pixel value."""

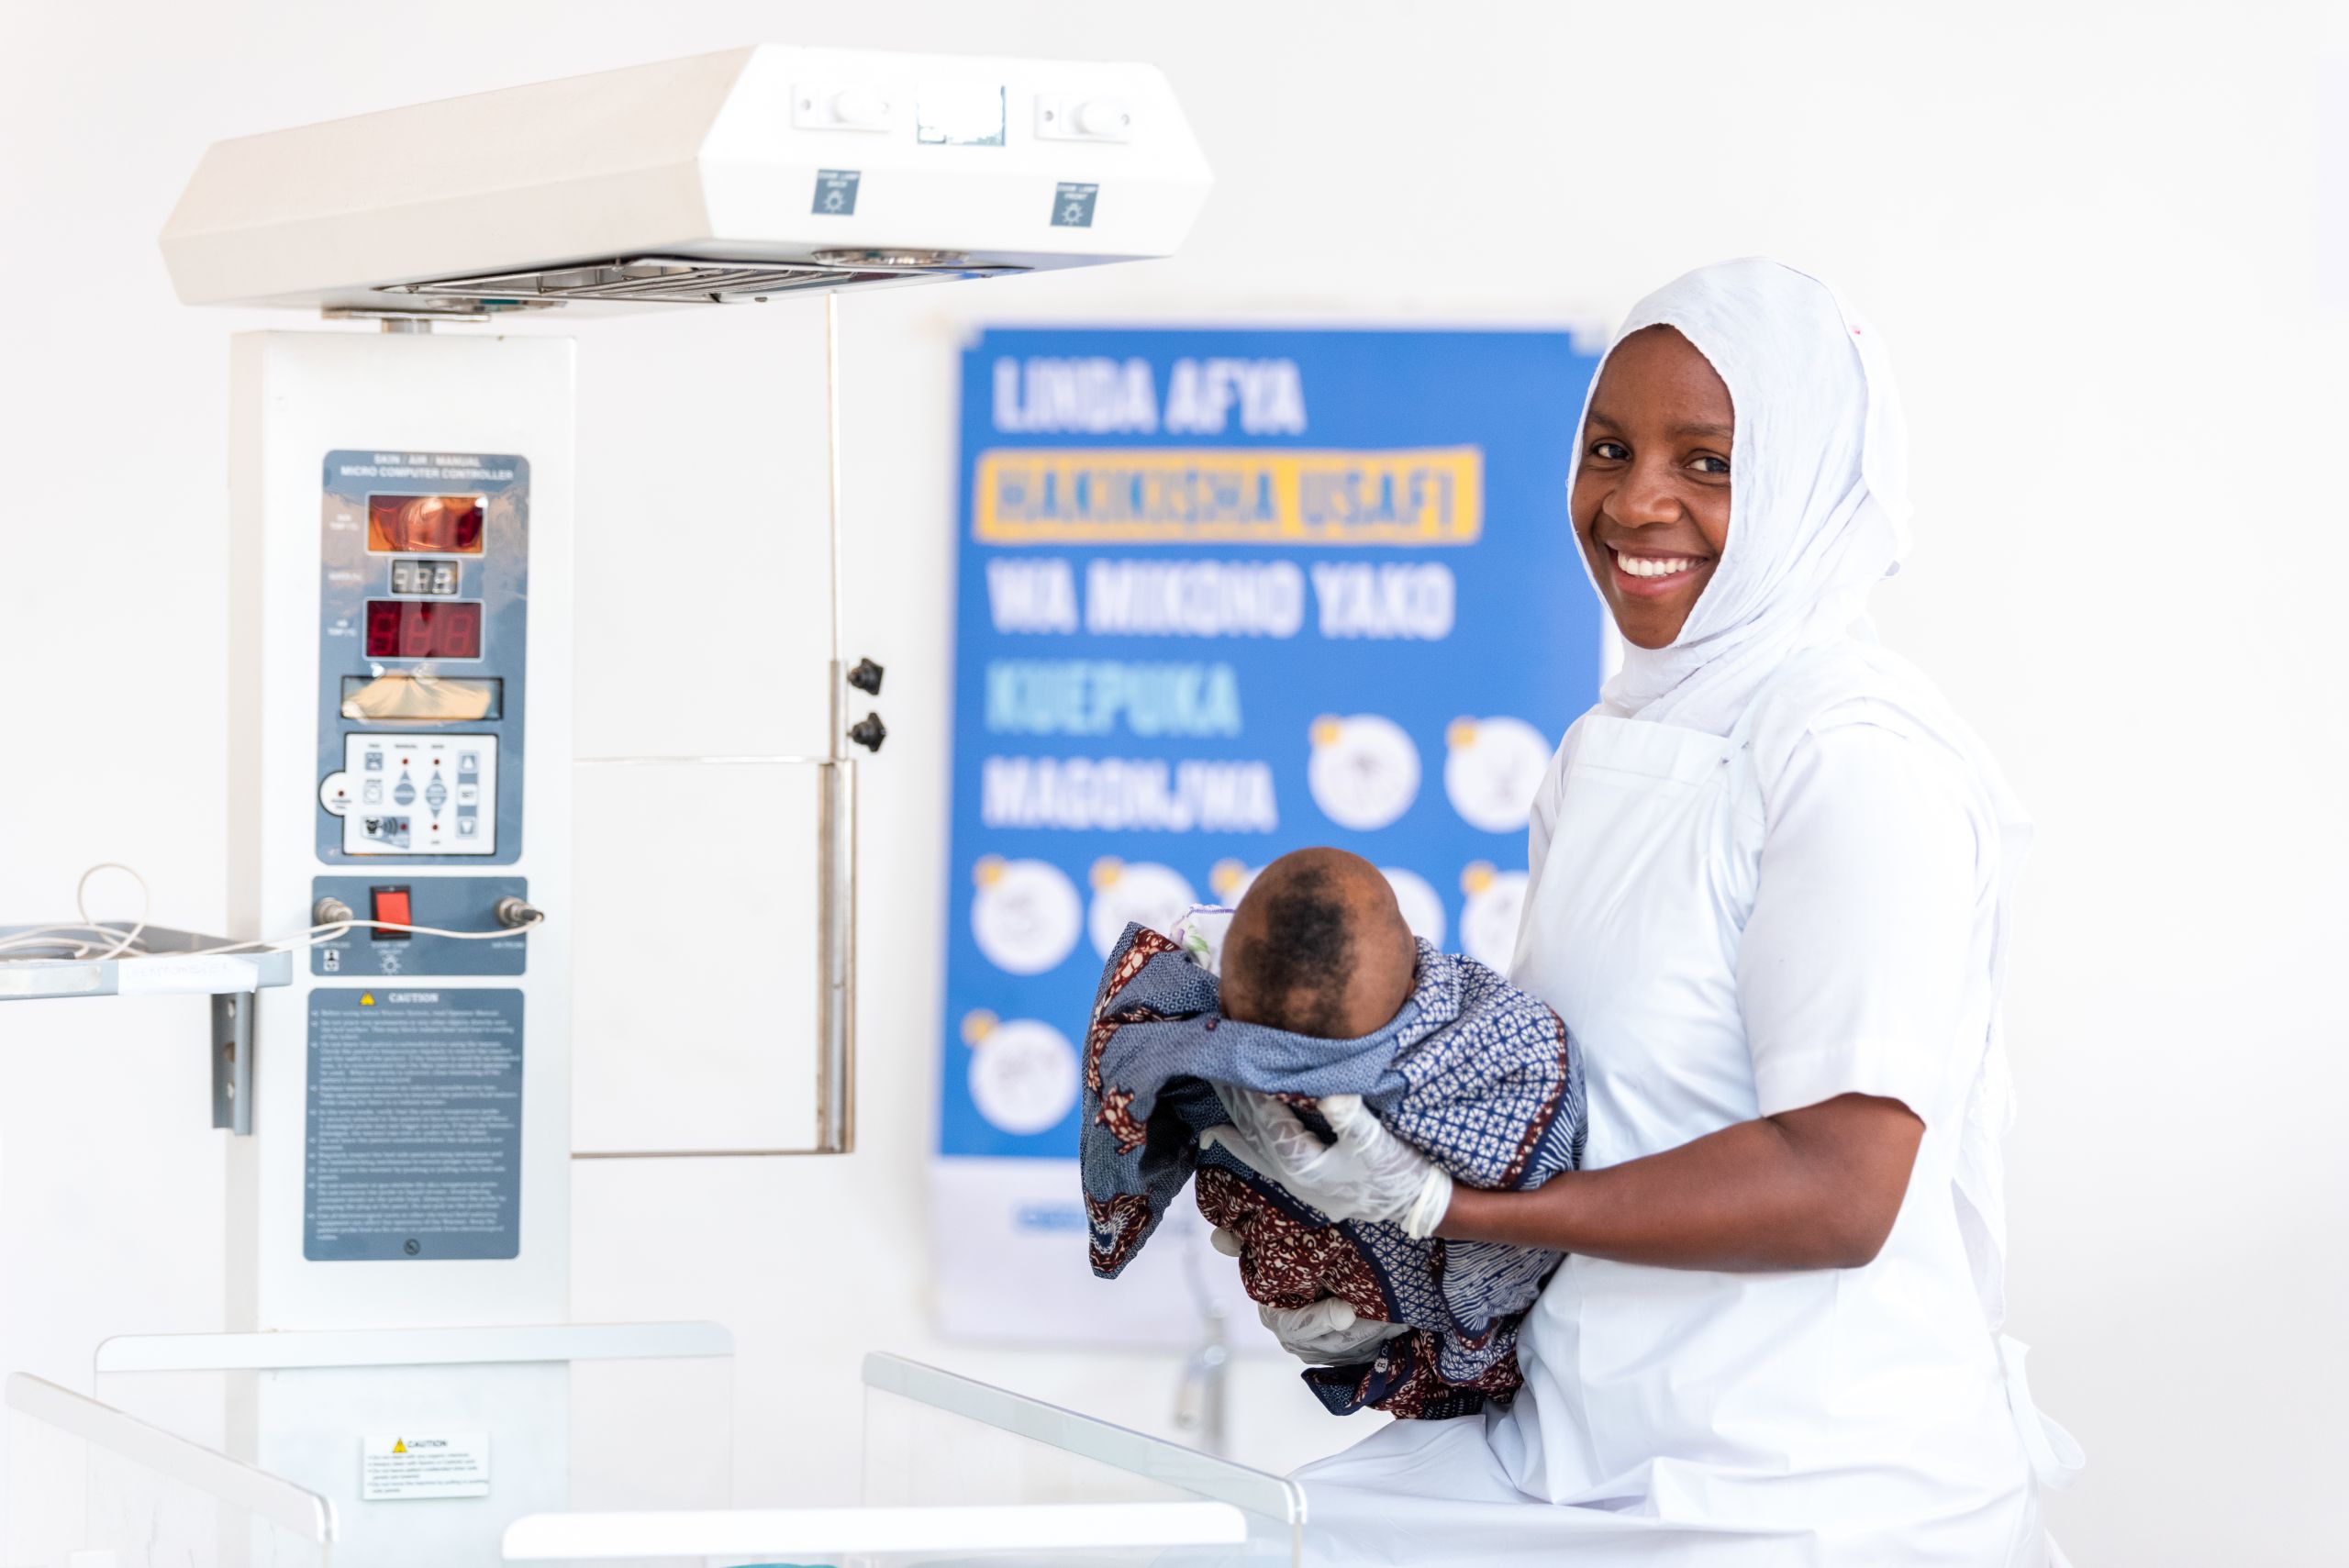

left=1203, top=1091, right=1453, bottom=1239
left=1256, top=1299, right=1412, bottom=1364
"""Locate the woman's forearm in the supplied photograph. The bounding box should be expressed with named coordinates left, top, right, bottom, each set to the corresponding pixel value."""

left=1438, top=1093, right=1923, bottom=1272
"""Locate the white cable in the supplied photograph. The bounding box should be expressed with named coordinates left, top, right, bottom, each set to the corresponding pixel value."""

left=0, top=923, right=154, bottom=958
left=169, top=913, right=546, bottom=958
left=0, top=916, right=540, bottom=962
left=1, top=863, right=543, bottom=965
left=76, top=863, right=150, bottom=960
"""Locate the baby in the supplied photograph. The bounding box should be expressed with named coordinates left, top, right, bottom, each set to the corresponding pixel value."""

left=1080, top=845, right=1586, bottom=1418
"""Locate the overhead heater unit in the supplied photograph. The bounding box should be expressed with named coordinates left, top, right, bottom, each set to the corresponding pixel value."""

left=160, top=44, right=1211, bottom=317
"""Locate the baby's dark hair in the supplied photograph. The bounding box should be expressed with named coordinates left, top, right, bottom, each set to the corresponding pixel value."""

left=1223, top=861, right=1357, bottom=1037
left=1219, top=847, right=1418, bottom=1040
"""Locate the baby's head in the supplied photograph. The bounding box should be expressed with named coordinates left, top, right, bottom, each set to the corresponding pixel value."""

left=1219, top=848, right=1418, bottom=1039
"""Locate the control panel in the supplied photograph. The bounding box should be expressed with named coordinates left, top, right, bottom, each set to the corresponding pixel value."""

left=314, top=450, right=529, bottom=865
left=323, top=734, right=501, bottom=854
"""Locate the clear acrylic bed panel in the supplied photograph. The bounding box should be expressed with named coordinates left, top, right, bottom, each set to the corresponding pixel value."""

left=6, top=1373, right=332, bottom=1568
left=87, top=1323, right=733, bottom=1568
left=857, top=1353, right=1306, bottom=1568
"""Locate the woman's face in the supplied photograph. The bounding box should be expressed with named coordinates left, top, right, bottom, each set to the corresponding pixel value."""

left=1571, top=325, right=1734, bottom=650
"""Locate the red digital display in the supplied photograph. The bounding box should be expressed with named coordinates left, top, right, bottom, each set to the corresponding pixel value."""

left=364, top=599, right=483, bottom=660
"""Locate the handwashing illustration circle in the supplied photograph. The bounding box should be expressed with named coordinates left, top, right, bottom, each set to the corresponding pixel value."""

left=1444, top=716, right=1552, bottom=833
left=1308, top=713, right=1421, bottom=830
left=1459, top=861, right=1530, bottom=969
left=1087, top=857, right=1199, bottom=957
left=962, top=1011, right=1079, bottom=1135
left=970, top=855, right=1082, bottom=974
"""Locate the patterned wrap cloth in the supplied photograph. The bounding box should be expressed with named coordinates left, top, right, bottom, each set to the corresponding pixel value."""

left=1080, top=919, right=1586, bottom=1418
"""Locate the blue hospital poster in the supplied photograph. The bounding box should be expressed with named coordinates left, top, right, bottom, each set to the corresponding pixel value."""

left=932, top=327, right=1602, bottom=1346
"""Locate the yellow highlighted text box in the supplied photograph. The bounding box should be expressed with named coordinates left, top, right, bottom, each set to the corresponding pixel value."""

left=974, top=446, right=1484, bottom=545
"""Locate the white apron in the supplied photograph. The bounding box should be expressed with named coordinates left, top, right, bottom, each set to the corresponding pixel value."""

left=1295, top=695, right=2079, bottom=1566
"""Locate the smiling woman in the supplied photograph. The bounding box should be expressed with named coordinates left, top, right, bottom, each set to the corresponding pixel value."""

left=1210, top=259, right=2080, bottom=1566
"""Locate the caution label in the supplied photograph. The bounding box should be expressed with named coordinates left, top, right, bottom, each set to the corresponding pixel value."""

left=305, top=987, right=524, bottom=1262
left=362, top=1431, right=490, bottom=1501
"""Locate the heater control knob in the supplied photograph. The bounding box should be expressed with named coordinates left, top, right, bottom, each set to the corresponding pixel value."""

left=848, top=713, right=888, bottom=752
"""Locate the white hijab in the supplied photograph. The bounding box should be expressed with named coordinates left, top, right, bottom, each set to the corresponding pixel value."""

left=1574, top=259, right=2037, bottom=1330
left=1572, top=257, right=1911, bottom=736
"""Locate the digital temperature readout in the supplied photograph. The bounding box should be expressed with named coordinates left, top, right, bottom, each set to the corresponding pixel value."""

left=391, top=559, right=461, bottom=595
left=365, top=599, right=483, bottom=660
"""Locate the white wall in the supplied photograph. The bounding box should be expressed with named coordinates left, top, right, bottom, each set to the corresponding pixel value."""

left=4, top=2, right=2345, bottom=1561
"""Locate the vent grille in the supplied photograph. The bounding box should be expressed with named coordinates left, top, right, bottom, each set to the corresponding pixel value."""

left=391, top=252, right=1024, bottom=306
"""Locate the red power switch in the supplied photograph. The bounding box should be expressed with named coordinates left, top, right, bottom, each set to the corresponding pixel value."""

left=371, top=886, right=413, bottom=940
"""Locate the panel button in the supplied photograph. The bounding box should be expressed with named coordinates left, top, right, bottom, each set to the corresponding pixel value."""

left=371, top=886, right=413, bottom=940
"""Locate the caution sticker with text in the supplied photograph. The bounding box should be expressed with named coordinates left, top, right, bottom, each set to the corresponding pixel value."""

left=362, top=1431, right=490, bottom=1501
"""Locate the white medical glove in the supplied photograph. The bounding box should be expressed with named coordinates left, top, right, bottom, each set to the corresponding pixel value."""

left=1204, top=1092, right=1453, bottom=1240
left=1257, top=1298, right=1411, bottom=1365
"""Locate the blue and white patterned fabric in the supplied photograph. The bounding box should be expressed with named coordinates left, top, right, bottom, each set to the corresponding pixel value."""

left=1080, top=920, right=1586, bottom=1416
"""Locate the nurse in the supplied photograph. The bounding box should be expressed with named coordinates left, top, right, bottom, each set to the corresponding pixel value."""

left=1218, top=259, right=2081, bottom=1564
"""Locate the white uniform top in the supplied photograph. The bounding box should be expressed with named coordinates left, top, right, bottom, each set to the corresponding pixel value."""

left=1291, top=649, right=2078, bottom=1566
left=1531, top=697, right=1989, bottom=1156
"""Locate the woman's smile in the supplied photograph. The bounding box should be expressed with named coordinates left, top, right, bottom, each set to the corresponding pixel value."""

left=1602, top=543, right=1718, bottom=600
